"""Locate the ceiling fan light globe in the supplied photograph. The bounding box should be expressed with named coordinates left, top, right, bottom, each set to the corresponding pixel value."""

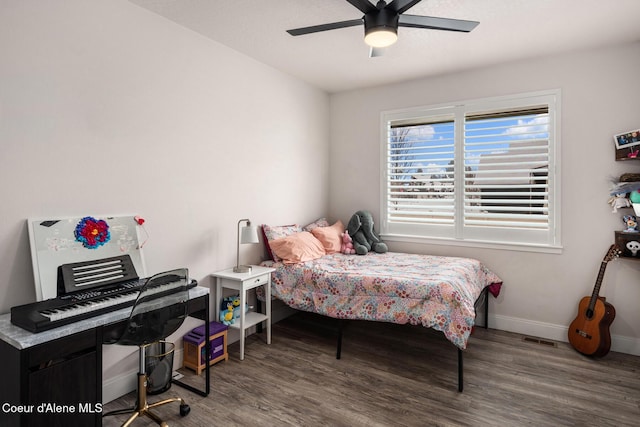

left=364, top=28, right=398, bottom=48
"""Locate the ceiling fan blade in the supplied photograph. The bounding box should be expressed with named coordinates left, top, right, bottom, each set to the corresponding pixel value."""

left=346, top=0, right=378, bottom=14
left=369, top=46, right=386, bottom=57
left=399, top=14, right=479, bottom=32
left=386, top=0, right=423, bottom=14
left=287, top=19, right=363, bottom=36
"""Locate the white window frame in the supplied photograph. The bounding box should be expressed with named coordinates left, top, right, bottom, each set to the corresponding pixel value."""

left=379, top=90, right=561, bottom=253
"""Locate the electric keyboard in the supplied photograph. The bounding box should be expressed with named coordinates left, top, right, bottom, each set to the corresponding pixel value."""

left=10, top=255, right=196, bottom=333
left=11, top=279, right=146, bottom=333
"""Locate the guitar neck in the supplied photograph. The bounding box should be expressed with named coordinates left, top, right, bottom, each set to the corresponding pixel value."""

left=589, top=261, right=608, bottom=311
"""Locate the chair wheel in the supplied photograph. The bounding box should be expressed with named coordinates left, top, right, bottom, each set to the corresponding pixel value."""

left=180, top=404, right=190, bottom=417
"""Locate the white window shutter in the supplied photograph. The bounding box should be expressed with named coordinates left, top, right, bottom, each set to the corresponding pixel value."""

left=381, top=91, right=560, bottom=249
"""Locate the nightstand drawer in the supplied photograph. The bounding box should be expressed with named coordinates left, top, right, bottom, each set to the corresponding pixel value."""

left=249, top=274, right=269, bottom=287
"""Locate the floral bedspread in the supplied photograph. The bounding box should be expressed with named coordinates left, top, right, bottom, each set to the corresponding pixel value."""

left=260, top=252, right=502, bottom=349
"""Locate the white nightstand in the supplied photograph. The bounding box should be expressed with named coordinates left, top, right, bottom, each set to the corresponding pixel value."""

left=211, top=266, right=275, bottom=360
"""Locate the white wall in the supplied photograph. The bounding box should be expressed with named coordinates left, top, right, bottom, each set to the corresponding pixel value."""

left=0, top=0, right=329, bottom=401
left=329, top=41, right=640, bottom=355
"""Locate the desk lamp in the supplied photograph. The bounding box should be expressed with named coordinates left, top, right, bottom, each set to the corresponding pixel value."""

left=234, top=219, right=259, bottom=273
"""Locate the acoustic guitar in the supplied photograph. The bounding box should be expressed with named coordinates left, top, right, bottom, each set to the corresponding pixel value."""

left=568, top=244, right=620, bottom=357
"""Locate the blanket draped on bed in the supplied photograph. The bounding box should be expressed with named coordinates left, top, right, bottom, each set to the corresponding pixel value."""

left=260, top=252, right=502, bottom=350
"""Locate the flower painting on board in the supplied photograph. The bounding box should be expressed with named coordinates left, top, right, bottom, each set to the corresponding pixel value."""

left=74, top=216, right=111, bottom=249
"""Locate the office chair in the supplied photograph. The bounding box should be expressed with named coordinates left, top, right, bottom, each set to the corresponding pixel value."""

left=103, top=268, right=191, bottom=427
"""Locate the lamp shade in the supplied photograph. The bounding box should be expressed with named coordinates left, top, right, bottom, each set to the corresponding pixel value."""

left=240, top=225, right=259, bottom=244
left=234, top=218, right=259, bottom=273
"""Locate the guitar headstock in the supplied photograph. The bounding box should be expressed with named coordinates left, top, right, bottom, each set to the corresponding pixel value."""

left=605, top=244, right=622, bottom=263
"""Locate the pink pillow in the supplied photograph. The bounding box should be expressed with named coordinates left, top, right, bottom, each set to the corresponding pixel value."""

left=268, top=232, right=326, bottom=264
left=310, top=220, right=344, bottom=254
left=262, top=224, right=302, bottom=262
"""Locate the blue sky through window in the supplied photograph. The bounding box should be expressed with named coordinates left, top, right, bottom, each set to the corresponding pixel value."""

left=390, top=112, right=549, bottom=181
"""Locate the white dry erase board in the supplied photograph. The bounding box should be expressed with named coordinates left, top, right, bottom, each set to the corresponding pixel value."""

left=27, top=215, right=147, bottom=301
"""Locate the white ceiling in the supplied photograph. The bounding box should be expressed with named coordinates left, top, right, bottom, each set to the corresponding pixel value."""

left=129, top=0, right=640, bottom=93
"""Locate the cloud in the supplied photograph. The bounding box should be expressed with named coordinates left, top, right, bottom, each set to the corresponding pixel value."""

left=504, top=115, right=549, bottom=139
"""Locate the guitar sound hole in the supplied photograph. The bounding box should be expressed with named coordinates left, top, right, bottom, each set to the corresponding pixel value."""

left=586, top=309, right=594, bottom=319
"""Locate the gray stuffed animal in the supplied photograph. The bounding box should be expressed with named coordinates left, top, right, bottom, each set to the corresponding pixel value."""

left=347, top=210, right=388, bottom=255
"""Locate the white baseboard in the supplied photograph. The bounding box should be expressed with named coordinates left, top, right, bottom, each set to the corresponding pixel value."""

left=489, top=313, right=640, bottom=356
left=102, top=369, right=137, bottom=405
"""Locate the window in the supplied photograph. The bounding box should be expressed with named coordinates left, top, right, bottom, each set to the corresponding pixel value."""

left=380, top=91, right=560, bottom=250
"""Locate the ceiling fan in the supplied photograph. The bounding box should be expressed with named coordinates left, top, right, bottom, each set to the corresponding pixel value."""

left=287, top=0, right=479, bottom=57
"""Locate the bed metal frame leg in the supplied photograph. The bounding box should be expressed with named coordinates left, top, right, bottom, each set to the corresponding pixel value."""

left=459, top=286, right=490, bottom=392
left=483, top=286, right=489, bottom=329
left=336, top=320, right=344, bottom=359
left=458, top=349, right=463, bottom=392
left=473, top=287, right=490, bottom=329
left=256, top=299, right=263, bottom=333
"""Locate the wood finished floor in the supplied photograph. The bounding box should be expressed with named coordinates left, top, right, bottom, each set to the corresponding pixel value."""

left=103, top=312, right=640, bottom=426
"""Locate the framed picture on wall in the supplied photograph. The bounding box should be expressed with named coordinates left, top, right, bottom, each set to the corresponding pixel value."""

left=614, top=128, right=640, bottom=149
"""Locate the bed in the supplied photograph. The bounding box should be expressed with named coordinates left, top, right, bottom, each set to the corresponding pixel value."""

left=259, top=219, right=503, bottom=391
